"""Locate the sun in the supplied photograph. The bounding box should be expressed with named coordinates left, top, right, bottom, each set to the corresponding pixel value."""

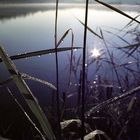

left=91, top=48, right=100, bottom=58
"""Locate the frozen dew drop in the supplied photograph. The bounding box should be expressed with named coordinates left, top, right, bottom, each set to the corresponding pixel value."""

left=69, top=82, right=72, bottom=85
left=74, top=83, right=77, bottom=86
left=128, top=61, right=132, bottom=64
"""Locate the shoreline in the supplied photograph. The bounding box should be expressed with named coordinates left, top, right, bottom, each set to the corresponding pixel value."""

left=0, top=3, right=139, bottom=19
left=0, top=3, right=139, bottom=12
left=0, top=3, right=139, bottom=9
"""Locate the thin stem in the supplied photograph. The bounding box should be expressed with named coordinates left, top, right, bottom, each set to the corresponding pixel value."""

left=81, top=0, right=89, bottom=139
left=55, top=0, right=61, bottom=139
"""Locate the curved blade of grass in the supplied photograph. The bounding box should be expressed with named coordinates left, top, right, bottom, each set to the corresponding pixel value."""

left=0, top=73, right=56, bottom=91
left=84, top=130, right=111, bottom=140
left=85, top=85, right=140, bottom=117
left=0, top=46, right=55, bottom=140
left=56, top=29, right=73, bottom=48
left=68, top=30, right=74, bottom=87
left=7, top=88, right=46, bottom=140
left=94, top=0, right=140, bottom=24
left=0, top=47, right=81, bottom=63
left=22, top=73, right=57, bottom=90
left=59, top=29, right=75, bottom=87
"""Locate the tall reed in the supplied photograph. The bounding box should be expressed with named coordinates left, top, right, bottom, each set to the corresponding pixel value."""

left=54, top=0, right=61, bottom=139
left=81, top=0, right=89, bottom=139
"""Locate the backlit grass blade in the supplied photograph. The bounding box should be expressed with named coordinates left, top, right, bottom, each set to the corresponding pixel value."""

left=85, top=85, right=140, bottom=117
left=84, top=130, right=111, bottom=140
left=0, top=73, right=56, bottom=91
left=0, top=47, right=81, bottom=62
left=0, top=46, right=55, bottom=140
left=22, top=73, right=56, bottom=90
left=94, top=0, right=140, bottom=24
left=56, top=29, right=73, bottom=48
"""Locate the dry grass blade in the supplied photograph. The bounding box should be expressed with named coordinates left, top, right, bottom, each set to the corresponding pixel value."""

left=60, top=119, right=81, bottom=130
left=94, top=0, right=140, bottom=24
left=75, top=17, right=102, bottom=39
left=86, top=85, right=140, bottom=117
left=0, top=73, right=56, bottom=91
left=84, top=130, right=111, bottom=140
left=56, top=29, right=73, bottom=48
left=22, top=73, right=57, bottom=90
left=0, top=46, right=55, bottom=140
left=7, top=88, right=46, bottom=140
left=68, top=30, right=74, bottom=86
left=0, top=47, right=81, bottom=62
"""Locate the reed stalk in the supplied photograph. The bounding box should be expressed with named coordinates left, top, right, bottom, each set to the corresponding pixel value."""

left=81, top=0, right=89, bottom=139
left=55, top=0, right=61, bottom=139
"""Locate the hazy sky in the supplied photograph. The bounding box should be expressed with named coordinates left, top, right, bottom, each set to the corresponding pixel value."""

left=103, top=0, right=140, bottom=4
left=57, top=0, right=140, bottom=4
left=0, top=0, right=139, bottom=4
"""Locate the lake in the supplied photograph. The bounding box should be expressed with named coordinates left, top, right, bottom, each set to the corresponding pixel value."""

left=0, top=3, right=140, bottom=107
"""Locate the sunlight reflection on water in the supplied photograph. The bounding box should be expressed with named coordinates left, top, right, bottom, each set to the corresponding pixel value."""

left=0, top=4, right=139, bottom=104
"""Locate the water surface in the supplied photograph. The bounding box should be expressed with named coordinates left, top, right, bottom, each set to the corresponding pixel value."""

left=0, top=3, right=140, bottom=106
